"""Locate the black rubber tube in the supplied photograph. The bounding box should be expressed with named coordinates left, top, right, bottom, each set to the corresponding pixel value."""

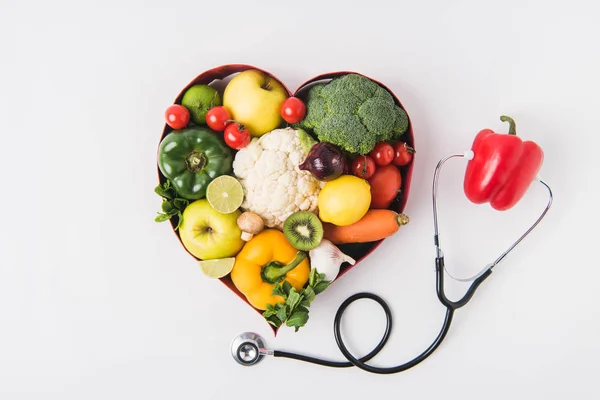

left=273, top=293, right=455, bottom=374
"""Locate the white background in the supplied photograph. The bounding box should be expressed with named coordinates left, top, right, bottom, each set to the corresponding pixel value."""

left=1, top=0, right=599, bottom=398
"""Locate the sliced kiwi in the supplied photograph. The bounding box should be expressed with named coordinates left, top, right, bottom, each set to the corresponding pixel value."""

left=283, top=212, right=323, bottom=251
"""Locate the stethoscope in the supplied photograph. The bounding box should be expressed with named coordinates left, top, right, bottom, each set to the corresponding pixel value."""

left=230, top=150, right=553, bottom=374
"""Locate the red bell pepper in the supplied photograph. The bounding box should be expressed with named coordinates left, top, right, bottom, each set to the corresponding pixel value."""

left=463, top=116, right=544, bottom=211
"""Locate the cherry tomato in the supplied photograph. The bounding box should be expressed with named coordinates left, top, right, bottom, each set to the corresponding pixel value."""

left=224, top=123, right=251, bottom=150
left=368, top=165, right=402, bottom=209
left=369, top=142, right=395, bottom=166
left=280, top=97, right=306, bottom=124
left=392, top=142, right=415, bottom=166
left=205, top=106, right=232, bottom=131
left=164, top=104, right=190, bottom=129
left=351, top=155, right=376, bottom=179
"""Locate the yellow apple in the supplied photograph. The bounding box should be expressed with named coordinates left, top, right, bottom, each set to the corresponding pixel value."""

left=223, top=70, right=289, bottom=137
left=179, top=199, right=244, bottom=260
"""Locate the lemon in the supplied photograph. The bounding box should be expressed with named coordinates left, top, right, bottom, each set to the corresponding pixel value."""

left=199, top=257, right=236, bottom=279
left=318, top=175, right=371, bottom=226
left=206, top=175, right=244, bottom=214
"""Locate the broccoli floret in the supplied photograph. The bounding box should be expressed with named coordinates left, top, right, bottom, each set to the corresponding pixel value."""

left=297, top=74, right=409, bottom=154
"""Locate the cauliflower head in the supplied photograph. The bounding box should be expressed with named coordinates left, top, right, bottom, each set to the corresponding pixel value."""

left=233, top=127, right=324, bottom=229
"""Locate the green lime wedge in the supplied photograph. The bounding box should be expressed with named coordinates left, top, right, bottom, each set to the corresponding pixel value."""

left=206, top=175, right=244, bottom=214
left=199, top=257, right=235, bottom=279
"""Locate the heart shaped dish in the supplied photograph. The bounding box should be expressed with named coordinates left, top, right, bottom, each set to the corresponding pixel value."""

left=155, top=64, right=415, bottom=334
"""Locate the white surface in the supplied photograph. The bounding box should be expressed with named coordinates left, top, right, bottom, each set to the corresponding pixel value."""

left=1, top=0, right=599, bottom=398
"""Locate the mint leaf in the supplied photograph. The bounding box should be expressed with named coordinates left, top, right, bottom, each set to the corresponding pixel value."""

left=302, top=286, right=316, bottom=305
left=309, top=267, right=317, bottom=287
left=173, top=198, right=189, bottom=210
left=282, top=281, right=293, bottom=296
left=285, top=288, right=302, bottom=312
left=266, top=316, right=282, bottom=328
left=314, top=281, right=330, bottom=295
left=276, top=305, right=288, bottom=322
left=286, top=309, right=309, bottom=332
left=161, top=201, right=174, bottom=213
left=263, top=304, right=277, bottom=318
left=155, top=213, right=172, bottom=223
left=272, top=283, right=287, bottom=298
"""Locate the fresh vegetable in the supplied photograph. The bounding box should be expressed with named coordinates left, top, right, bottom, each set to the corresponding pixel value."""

left=283, top=212, right=323, bottom=251
left=181, top=84, right=221, bottom=125
left=232, top=127, right=324, bottom=229
left=205, top=175, right=244, bottom=214
left=280, top=97, right=306, bottom=124
left=237, top=212, right=265, bottom=241
left=296, top=74, right=409, bottom=154
left=369, top=142, right=395, bottom=166
left=153, top=180, right=190, bottom=229
left=464, top=116, right=544, bottom=211
left=368, top=165, right=402, bottom=209
left=262, top=267, right=330, bottom=331
left=223, top=69, right=289, bottom=137
left=157, top=127, right=233, bottom=200
left=318, top=175, right=371, bottom=226
left=179, top=199, right=244, bottom=260
left=351, top=155, right=376, bottom=179
left=392, top=141, right=415, bottom=166
left=223, top=122, right=251, bottom=150
left=323, top=209, right=410, bottom=244
left=205, top=106, right=232, bottom=131
left=298, top=142, right=347, bottom=182
left=164, top=104, right=190, bottom=129
left=308, top=239, right=355, bottom=281
left=230, top=229, right=310, bottom=311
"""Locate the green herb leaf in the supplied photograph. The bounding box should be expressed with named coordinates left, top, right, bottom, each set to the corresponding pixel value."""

left=272, top=283, right=286, bottom=298
left=173, top=198, right=189, bottom=210
left=286, top=288, right=302, bottom=312
left=276, top=305, right=288, bottom=322
left=266, top=315, right=282, bottom=328
left=282, top=281, right=293, bottom=296
left=263, top=304, right=277, bottom=318
left=286, top=309, right=309, bottom=332
left=161, top=201, right=174, bottom=213
left=309, top=267, right=317, bottom=287
left=302, top=286, right=316, bottom=306
left=314, top=281, right=330, bottom=295
left=173, top=213, right=183, bottom=230
left=155, top=213, right=172, bottom=223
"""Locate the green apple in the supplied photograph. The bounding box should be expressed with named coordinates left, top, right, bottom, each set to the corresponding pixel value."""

left=179, top=199, right=244, bottom=260
left=223, top=70, right=288, bottom=137
left=181, top=84, right=221, bottom=125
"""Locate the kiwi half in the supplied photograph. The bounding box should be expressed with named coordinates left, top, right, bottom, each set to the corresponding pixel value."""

left=283, top=212, right=324, bottom=251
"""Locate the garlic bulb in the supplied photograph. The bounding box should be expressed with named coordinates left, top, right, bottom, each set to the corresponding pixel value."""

left=309, top=239, right=356, bottom=281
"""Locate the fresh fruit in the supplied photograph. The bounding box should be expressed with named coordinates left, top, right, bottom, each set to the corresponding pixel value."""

left=223, top=69, right=288, bottom=137
left=323, top=209, right=410, bottom=244
left=164, top=104, right=190, bottom=129
left=199, top=257, right=236, bottom=278
left=392, top=142, right=415, bottom=166
left=205, top=106, right=232, bottom=131
left=157, top=127, right=233, bottom=200
left=280, top=97, right=306, bottom=124
left=179, top=199, right=244, bottom=260
left=317, top=175, right=371, bottom=226
left=283, top=212, right=323, bottom=251
left=224, top=122, right=251, bottom=150
left=206, top=175, right=244, bottom=214
left=181, top=84, right=221, bottom=125
left=351, top=155, right=376, bottom=179
left=369, top=142, right=395, bottom=166
left=368, top=165, right=402, bottom=209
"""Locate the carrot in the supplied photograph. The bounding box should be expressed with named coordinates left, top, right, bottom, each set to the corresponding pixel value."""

left=323, top=209, right=410, bottom=244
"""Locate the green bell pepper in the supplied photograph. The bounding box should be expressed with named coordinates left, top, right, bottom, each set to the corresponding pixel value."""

left=158, top=127, right=233, bottom=200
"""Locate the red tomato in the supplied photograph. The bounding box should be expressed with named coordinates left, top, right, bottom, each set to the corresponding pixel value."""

left=392, top=142, right=415, bottom=166
left=369, top=142, right=395, bottom=166
left=351, top=155, right=376, bottom=179
left=280, top=97, right=306, bottom=124
left=368, top=165, right=402, bottom=209
left=164, top=104, right=190, bottom=129
left=205, top=106, right=232, bottom=131
left=224, top=123, right=251, bottom=150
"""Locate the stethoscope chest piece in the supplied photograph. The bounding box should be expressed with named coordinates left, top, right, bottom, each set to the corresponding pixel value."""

left=231, top=332, right=267, bottom=366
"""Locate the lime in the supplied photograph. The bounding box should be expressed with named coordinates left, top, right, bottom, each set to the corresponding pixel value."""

left=181, top=84, right=221, bottom=125
left=206, top=175, right=244, bottom=214
left=199, top=257, right=235, bottom=279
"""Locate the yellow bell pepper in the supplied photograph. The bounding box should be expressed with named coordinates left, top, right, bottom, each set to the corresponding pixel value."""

left=231, top=229, right=310, bottom=310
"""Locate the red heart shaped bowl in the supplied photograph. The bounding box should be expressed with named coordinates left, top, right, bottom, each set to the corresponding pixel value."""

left=156, top=64, right=415, bottom=334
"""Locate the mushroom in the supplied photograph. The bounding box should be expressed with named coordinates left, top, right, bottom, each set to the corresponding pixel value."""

left=237, top=212, right=265, bottom=241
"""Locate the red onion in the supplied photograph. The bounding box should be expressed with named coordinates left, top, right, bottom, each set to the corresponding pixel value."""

left=299, top=142, right=347, bottom=181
